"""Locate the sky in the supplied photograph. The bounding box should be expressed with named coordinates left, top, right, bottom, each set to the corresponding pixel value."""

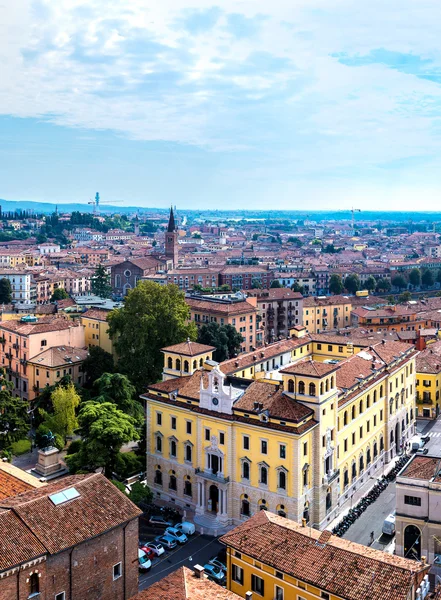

left=1, top=0, right=441, bottom=211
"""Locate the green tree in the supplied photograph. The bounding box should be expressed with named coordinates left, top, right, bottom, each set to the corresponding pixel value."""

left=288, top=237, right=302, bottom=247
left=46, top=383, right=81, bottom=440
left=0, top=278, right=12, bottom=304
left=107, top=282, right=197, bottom=391
left=323, top=244, right=337, bottom=254
left=329, top=274, right=344, bottom=295
left=197, top=321, right=243, bottom=362
left=270, top=280, right=282, bottom=288
left=399, top=291, right=412, bottom=302
left=129, top=482, right=153, bottom=507
left=344, top=274, right=360, bottom=295
left=251, top=279, right=263, bottom=289
left=93, top=372, right=143, bottom=424
left=391, top=275, right=407, bottom=290
left=51, top=288, right=69, bottom=302
left=0, top=377, right=29, bottom=449
left=82, top=346, right=114, bottom=384
left=409, top=268, right=421, bottom=288
left=291, top=282, right=304, bottom=294
left=91, top=264, right=112, bottom=298
left=422, top=269, right=435, bottom=287
left=364, top=276, right=377, bottom=293
left=376, top=278, right=391, bottom=293
left=66, top=401, right=139, bottom=478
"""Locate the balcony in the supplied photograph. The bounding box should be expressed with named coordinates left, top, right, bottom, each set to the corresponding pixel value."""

left=12, top=343, right=19, bottom=350
left=5, top=352, right=12, bottom=360
left=195, top=467, right=230, bottom=484
left=323, top=469, right=339, bottom=485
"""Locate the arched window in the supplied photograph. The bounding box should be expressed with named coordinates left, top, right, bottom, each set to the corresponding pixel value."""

left=373, top=390, right=377, bottom=402
left=402, top=419, right=405, bottom=432
left=330, top=376, right=334, bottom=388
left=325, top=379, right=329, bottom=392
left=359, top=400, right=363, bottom=414
left=373, top=441, right=378, bottom=458
left=170, top=440, right=177, bottom=458
left=410, top=363, right=413, bottom=375
left=241, top=495, right=250, bottom=516
left=380, top=436, right=384, bottom=451
left=176, top=358, right=181, bottom=371
left=115, top=274, right=121, bottom=288
left=260, top=466, right=268, bottom=485
left=185, top=444, right=192, bottom=462
left=406, top=412, right=409, bottom=425
left=193, top=360, right=197, bottom=369
left=184, top=478, right=192, bottom=497
left=29, top=574, right=39, bottom=596
left=277, top=504, right=286, bottom=518
left=352, top=405, right=356, bottom=420
left=303, top=501, right=310, bottom=523
left=351, top=461, right=357, bottom=480
left=343, top=468, right=349, bottom=487
left=169, top=474, right=177, bottom=491
left=320, top=382, right=324, bottom=395
left=343, top=411, right=348, bottom=426
left=242, top=461, right=250, bottom=480
left=184, top=360, right=189, bottom=373
left=199, top=358, right=204, bottom=367
left=390, top=430, right=394, bottom=443
left=309, top=382, right=316, bottom=396
left=288, top=379, right=294, bottom=393
left=154, top=466, right=162, bottom=485
left=258, top=499, right=267, bottom=511
left=278, top=470, right=286, bottom=490
left=326, top=487, right=332, bottom=511
left=359, top=453, right=364, bottom=472
left=366, top=395, right=370, bottom=408
left=167, top=356, right=173, bottom=369
left=367, top=447, right=371, bottom=465
left=380, top=385, right=384, bottom=397
left=410, top=408, right=414, bottom=420
left=298, top=381, right=305, bottom=395
left=389, top=399, right=393, bottom=414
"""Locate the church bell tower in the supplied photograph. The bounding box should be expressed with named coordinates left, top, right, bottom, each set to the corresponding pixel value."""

left=165, top=206, right=179, bottom=266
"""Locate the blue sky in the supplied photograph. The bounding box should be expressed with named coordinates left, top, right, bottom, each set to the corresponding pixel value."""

left=2, top=0, right=441, bottom=210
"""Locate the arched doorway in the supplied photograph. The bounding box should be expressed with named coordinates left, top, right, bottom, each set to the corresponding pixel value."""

left=123, top=283, right=131, bottom=296
left=326, top=487, right=332, bottom=512
left=208, top=485, right=219, bottom=513
left=395, top=422, right=400, bottom=453
left=404, top=525, right=421, bottom=560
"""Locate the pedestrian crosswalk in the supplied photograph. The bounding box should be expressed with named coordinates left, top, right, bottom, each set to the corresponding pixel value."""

left=430, top=431, right=441, bottom=438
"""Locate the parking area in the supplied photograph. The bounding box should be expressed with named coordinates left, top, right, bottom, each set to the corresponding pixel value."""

left=138, top=532, right=223, bottom=590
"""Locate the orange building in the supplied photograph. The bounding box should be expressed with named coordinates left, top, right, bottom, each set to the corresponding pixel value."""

left=351, top=305, right=424, bottom=332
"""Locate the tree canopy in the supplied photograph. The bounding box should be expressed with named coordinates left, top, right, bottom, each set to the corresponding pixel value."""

left=376, top=278, right=391, bottom=293
left=364, top=276, right=377, bottom=293
left=91, top=264, right=112, bottom=299
left=92, top=372, right=143, bottom=425
left=391, top=275, right=407, bottom=290
left=107, top=282, right=197, bottom=390
left=197, top=321, right=243, bottom=362
left=0, top=278, right=12, bottom=304
left=329, top=274, right=344, bottom=295
left=422, top=269, right=435, bottom=287
left=270, top=280, right=282, bottom=288
left=82, top=346, right=114, bottom=384
left=0, top=374, right=29, bottom=449
left=409, top=268, right=421, bottom=288
left=51, top=288, right=69, bottom=301
left=344, top=274, right=360, bottom=295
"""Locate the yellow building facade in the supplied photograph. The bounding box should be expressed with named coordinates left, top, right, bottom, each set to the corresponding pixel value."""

left=81, top=308, right=114, bottom=355
left=415, top=343, right=441, bottom=419
left=142, top=332, right=416, bottom=532
left=303, top=296, right=352, bottom=334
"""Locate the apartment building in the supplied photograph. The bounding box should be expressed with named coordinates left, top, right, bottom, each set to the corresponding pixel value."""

left=247, top=288, right=303, bottom=342
left=303, top=295, right=352, bottom=334
left=220, top=510, right=429, bottom=600
left=166, top=268, right=220, bottom=290
left=0, top=317, right=85, bottom=400
left=219, top=266, right=274, bottom=291
left=396, top=455, right=441, bottom=569
left=0, top=474, right=141, bottom=600
left=81, top=308, right=113, bottom=355
left=142, top=333, right=416, bottom=532
left=186, top=295, right=259, bottom=352
left=416, top=343, right=441, bottom=419
left=351, top=304, right=420, bottom=332
left=0, top=271, right=34, bottom=304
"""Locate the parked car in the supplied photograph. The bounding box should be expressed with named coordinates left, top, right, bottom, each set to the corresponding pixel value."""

left=138, top=549, right=152, bottom=571
left=155, top=534, right=177, bottom=550
left=209, top=558, right=227, bottom=572
left=149, top=515, right=173, bottom=527
left=174, top=521, right=196, bottom=536
left=143, top=541, right=165, bottom=557
left=382, top=513, right=396, bottom=536
left=138, top=545, right=155, bottom=560
left=203, top=563, right=226, bottom=584
left=164, top=526, right=188, bottom=544
left=421, top=435, right=431, bottom=444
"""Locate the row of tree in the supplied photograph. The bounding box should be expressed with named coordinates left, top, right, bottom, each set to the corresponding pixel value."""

left=328, top=268, right=441, bottom=296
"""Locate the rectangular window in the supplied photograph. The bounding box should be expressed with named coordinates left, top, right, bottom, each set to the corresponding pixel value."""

left=328, top=345, right=332, bottom=351
left=275, top=571, right=284, bottom=580
left=156, top=413, right=162, bottom=426
left=404, top=495, right=422, bottom=506
left=279, top=445, right=286, bottom=459
left=367, top=420, right=370, bottom=433
left=251, top=574, right=264, bottom=596
left=321, top=593, right=330, bottom=600
left=303, top=441, right=308, bottom=456
left=359, top=426, right=363, bottom=438
left=220, top=432, right=225, bottom=445
left=243, top=435, right=250, bottom=450
left=352, top=432, right=356, bottom=445
left=205, top=428, right=210, bottom=441
left=275, top=585, right=284, bottom=600
left=317, top=343, right=322, bottom=350
left=113, top=562, right=122, bottom=580
left=344, top=439, right=348, bottom=452
left=186, top=421, right=192, bottom=434
left=261, top=440, right=268, bottom=454
left=171, top=416, right=177, bottom=430
left=232, top=564, right=244, bottom=585
left=380, top=409, right=383, bottom=421
left=374, top=415, right=377, bottom=427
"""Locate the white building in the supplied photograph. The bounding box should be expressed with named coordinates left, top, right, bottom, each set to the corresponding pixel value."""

left=38, top=243, right=61, bottom=255
left=0, top=272, right=33, bottom=303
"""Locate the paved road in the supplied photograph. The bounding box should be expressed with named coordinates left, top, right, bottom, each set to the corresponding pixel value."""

left=138, top=533, right=223, bottom=590
left=341, top=481, right=396, bottom=550
left=416, top=418, right=441, bottom=457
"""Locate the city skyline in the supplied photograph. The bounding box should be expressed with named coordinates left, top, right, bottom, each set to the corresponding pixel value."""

left=2, top=1, right=441, bottom=209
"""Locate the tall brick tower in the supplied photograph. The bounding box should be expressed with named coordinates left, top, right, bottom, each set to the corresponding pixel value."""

left=165, top=206, right=179, bottom=266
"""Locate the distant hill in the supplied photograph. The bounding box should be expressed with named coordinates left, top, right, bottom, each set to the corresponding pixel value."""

left=0, top=198, right=140, bottom=215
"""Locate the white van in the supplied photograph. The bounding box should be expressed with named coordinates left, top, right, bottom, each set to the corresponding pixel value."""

left=175, top=521, right=196, bottom=536
left=138, top=549, right=152, bottom=571
left=382, top=514, right=396, bottom=536
left=411, top=437, right=424, bottom=452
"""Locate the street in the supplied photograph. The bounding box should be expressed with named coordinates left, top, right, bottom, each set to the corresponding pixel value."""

left=416, top=418, right=441, bottom=457
left=138, top=533, right=223, bottom=590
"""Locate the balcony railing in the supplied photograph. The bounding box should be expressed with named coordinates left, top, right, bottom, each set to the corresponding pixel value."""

left=195, top=467, right=230, bottom=484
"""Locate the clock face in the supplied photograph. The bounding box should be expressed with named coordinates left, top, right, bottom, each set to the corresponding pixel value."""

left=212, top=397, right=219, bottom=406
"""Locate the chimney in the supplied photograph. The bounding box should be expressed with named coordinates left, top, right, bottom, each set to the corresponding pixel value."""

left=193, top=564, right=205, bottom=579
left=245, top=593, right=253, bottom=600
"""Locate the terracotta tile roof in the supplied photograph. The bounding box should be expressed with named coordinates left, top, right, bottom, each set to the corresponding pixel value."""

left=161, top=340, right=215, bottom=356
left=280, top=359, right=339, bottom=378
left=304, top=295, right=351, bottom=307
left=416, top=347, right=441, bottom=374
left=0, top=318, right=81, bottom=335
left=149, top=371, right=208, bottom=400
left=0, top=473, right=141, bottom=555
left=133, top=566, right=241, bottom=600
left=28, top=346, right=88, bottom=368
left=220, top=511, right=428, bottom=600
left=233, top=380, right=313, bottom=422
left=250, top=288, right=303, bottom=301
left=186, top=298, right=256, bottom=315
left=401, top=456, right=441, bottom=481
left=0, top=511, right=46, bottom=572
left=0, top=469, right=35, bottom=501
